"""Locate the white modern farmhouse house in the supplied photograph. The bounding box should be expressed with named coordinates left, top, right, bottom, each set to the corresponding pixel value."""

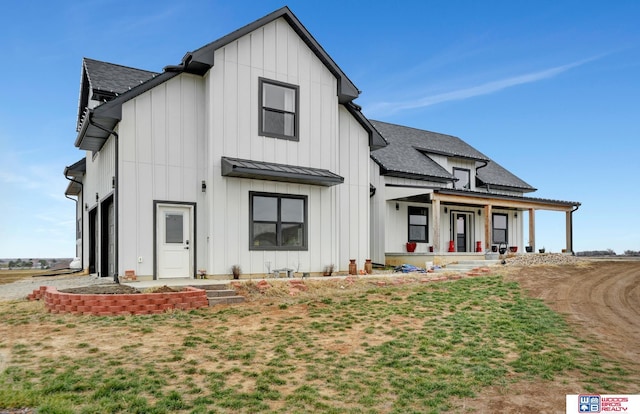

left=65, top=6, right=580, bottom=280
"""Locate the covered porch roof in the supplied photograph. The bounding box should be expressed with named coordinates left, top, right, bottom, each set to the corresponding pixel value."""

left=386, top=186, right=581, bottom=253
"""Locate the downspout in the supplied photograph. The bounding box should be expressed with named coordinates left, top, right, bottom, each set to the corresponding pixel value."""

left=570, top=204, right=580, bottom=255
left=475, top=160, right=489, bottom=191
left=88, top=112, right=120, bottom=283
left=64, top=173, right=83, bottom=270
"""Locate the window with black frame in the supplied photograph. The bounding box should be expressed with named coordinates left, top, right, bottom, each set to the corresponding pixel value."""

left=408, top=206, right=428, bottom=242
left=453, top=168, right=471, bottom=190
left=250, top=192, right=307, bottom=250
left=492, top=213, right=508, bottom=244
left=259, top=78, right=299, bottom=141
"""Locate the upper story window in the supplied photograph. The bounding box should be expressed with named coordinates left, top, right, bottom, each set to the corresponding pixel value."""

left=408, top=206, right=428, bottom=243
left=259, top=78, right=299, bottom=141
left=250, top=192, right=307, bottom=250
left=453, top=168, right=471, bottom=190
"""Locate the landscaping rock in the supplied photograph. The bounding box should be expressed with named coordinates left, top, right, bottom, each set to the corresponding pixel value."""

left=503, top=253, right=584, bottom=266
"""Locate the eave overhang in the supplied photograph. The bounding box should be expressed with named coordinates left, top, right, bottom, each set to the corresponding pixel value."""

left=345, top=102, right=387, bottom=150
left=381, top=169, right=453, bottom=183
left=64, top=158, right=86, bottom=196
left=63, top=158, right=86, bottom=178
left=64, top=181, right=82, bottom=196
left=414, top=146, right=490, bottom=163
left=221, top=157, right=344, bottom=187
left=75, top=71, right=181, bottom=151
left=432, top=188, right=581, bottom=212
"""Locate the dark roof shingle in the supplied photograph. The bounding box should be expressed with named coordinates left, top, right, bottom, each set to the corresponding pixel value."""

left=83, top=58, right=158, bottom=96
left=370, top=120, right=535, bottom=192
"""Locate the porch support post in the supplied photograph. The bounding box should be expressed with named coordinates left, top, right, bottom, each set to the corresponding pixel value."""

left=432, top=198, right=440, bottom=252
left=484, top=204, right=492, bottom=251
left=528, top=208, right=535, bottom=250
left=566, top=210, right=573, bottom=253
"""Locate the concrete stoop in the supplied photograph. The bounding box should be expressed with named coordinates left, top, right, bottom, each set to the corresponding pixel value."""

left=190, top=284, right=245, bottom=306
left=435, top=259, right=500, bottom=274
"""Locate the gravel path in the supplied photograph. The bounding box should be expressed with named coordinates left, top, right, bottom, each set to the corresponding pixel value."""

left=0, top=274, right=115, bottom=301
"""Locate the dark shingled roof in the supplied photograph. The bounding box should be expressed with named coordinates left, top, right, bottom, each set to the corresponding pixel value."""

left=476, top=157, right=536, bottom=192
left=370, top=120, right=536, bottom=192
left=83, top=58, right=159, bottom=97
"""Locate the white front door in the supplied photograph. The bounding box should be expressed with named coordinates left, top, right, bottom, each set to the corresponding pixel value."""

left=157, top=204, right=193, bottom=279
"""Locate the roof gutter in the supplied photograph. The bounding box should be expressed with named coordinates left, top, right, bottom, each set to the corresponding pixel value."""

left=163, top=53, right=192, bottom=73
left=88, top=112, right=120, bottom=284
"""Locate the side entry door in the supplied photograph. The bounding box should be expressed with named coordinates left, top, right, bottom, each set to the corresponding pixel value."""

left=157, top=204, right=193, bottom=279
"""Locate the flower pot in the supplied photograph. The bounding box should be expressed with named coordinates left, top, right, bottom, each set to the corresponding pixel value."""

left=539, top=248, right=545, bottom=253
left=428, top=246, right=434, bottom=252
left=509, top=246, right=518, bottom=253
left=491, top=245, right=498, bottom=253
left=364, top=259, right=372, bottom=274
left=349, top=259, right=357, bottom=275
left=525, top=246, right=533, bottom=253
left=406, top=242, right=417, bottom=253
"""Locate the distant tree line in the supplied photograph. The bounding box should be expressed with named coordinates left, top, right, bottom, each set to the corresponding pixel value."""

left=5, top=259, right=50, bottom=269
left=576, top=249, right=640, bottom=257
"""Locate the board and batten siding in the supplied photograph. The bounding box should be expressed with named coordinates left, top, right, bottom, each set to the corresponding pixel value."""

left=81, top=139, right=115, bottom=271
left=118, top=74, right=206, bottom=278
left=204, top=17, right=369, bottom=275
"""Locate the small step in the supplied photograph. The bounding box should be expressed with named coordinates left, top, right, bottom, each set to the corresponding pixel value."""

left=205, top=289, right=237, bottom=298
left=435, top=259, right=500, bottom=273
left=190, top=284, right=228, bottom=291
left=208, top=296, right=245, bottom=306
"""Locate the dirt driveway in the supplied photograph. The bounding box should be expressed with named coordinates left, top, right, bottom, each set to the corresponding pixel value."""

left=506, top=260, right=640, bottom=367
left=459, top=259, right=640, bottom=413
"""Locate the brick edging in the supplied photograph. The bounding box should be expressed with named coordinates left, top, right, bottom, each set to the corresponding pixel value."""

left=28, top=286, right=209, bottom=316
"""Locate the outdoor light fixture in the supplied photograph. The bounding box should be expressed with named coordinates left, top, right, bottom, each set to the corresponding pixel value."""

left=395, top=202, right=399, bottom=211
left=514, top=212, right=518, bottom=218
left=85, top=203, right=88, bottom=211
left=96, top=192, right=99, bottom=202
left=201, top=180, right=207, bottom=192
left=444, top=207, right=448, bottom=213
left=478, top=209, right=482, bottom=216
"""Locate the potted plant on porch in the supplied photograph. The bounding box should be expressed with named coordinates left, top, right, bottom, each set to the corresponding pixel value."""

left=406, top=242, right=417, bottom=253
left=231, top=265, right=241, bottom=280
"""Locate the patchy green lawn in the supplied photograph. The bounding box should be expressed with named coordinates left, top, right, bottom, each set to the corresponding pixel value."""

left=0, top=275, right=636, bottom=413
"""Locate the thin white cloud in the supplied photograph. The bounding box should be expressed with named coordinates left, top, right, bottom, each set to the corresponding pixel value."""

left=367, top=56, right=602, bottom=115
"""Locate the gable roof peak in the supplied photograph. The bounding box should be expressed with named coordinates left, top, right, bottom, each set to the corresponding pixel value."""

left=184, top=6, right=359, bottom=103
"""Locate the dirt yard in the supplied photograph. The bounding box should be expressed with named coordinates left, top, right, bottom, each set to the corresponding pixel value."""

left=457, top=259, right=640, bottom=413
left=0, top=260, right=638, bottom=413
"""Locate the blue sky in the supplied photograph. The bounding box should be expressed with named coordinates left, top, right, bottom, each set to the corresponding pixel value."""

left=1, top=0, right=639, bottom=258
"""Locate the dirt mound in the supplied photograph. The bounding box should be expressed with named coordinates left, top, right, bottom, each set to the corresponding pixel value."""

left=59, top=285, right=140, bottom=295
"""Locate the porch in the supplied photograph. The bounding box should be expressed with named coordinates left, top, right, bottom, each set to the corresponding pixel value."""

left=385, top=252, right=490, bottom=268
left=376, top=187, right=580, bottom=267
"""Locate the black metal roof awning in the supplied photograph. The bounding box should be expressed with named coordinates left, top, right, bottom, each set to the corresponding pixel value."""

left=221, top=157, right=344, bottom=187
